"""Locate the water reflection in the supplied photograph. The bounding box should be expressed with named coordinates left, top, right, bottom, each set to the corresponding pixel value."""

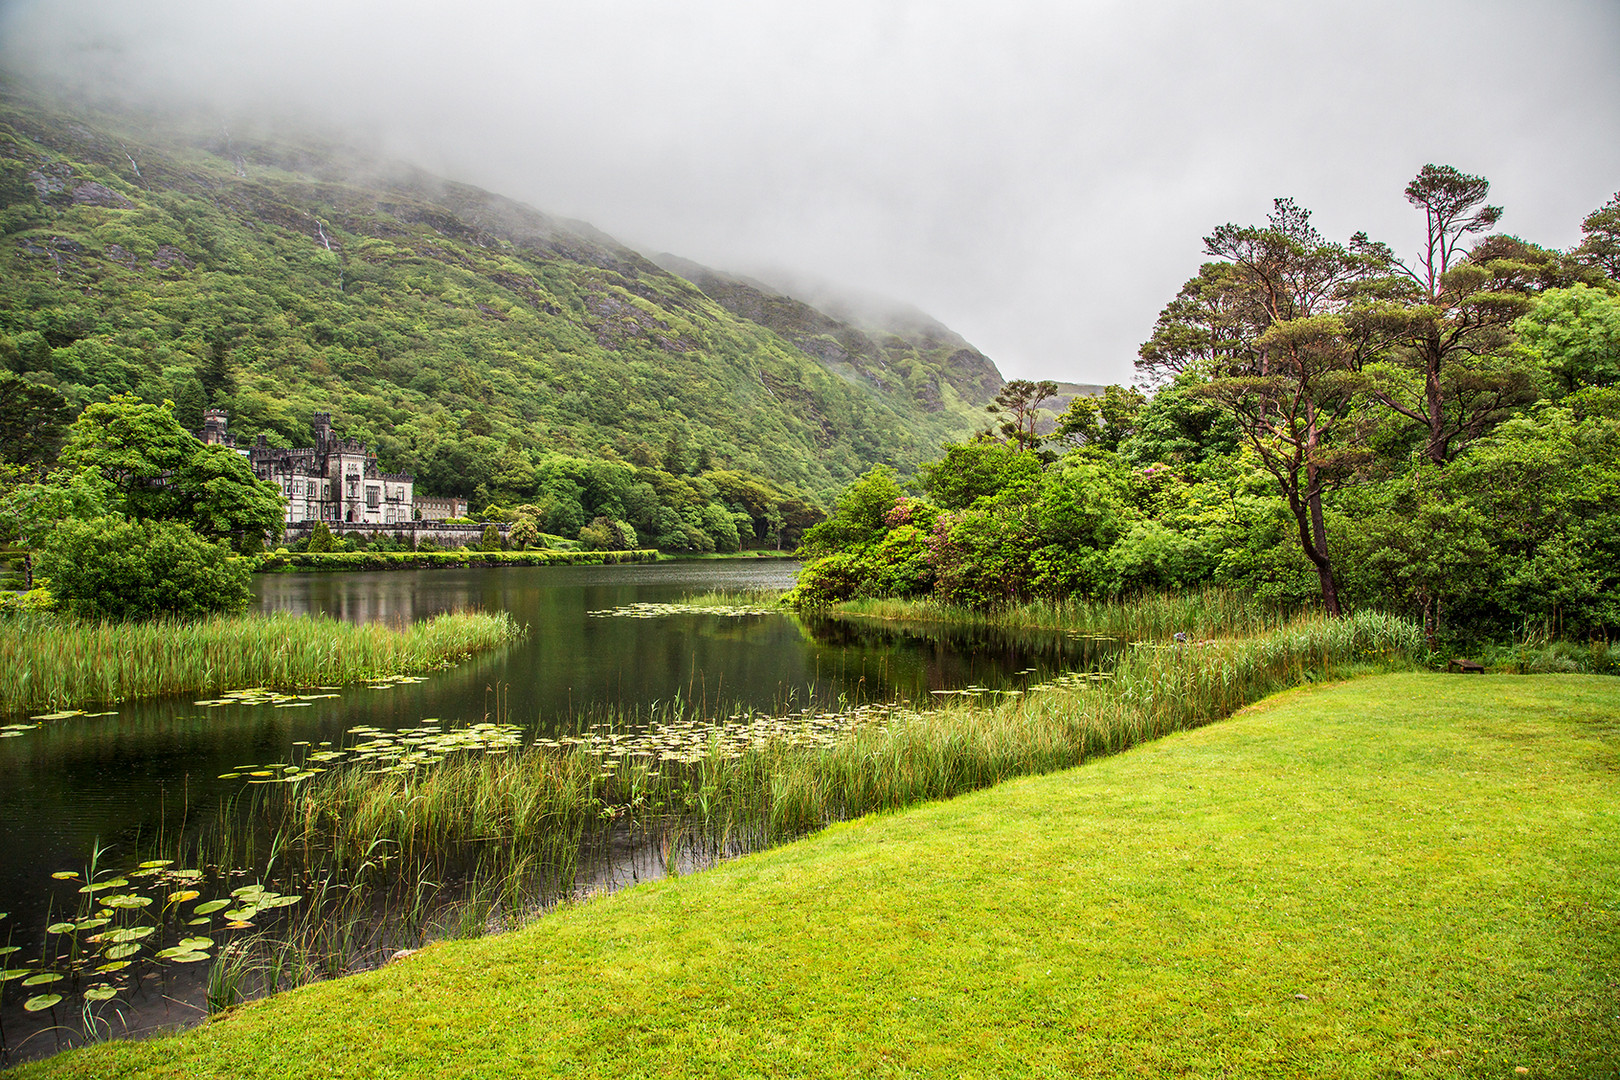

left=0, top=562, right=1114, bottom=966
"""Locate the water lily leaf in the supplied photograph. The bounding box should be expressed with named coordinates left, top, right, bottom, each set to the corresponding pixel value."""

left=0, top=946, right=18, bottom=957
left=167, top=889, right=201, bottom=904
left=84, top=985, right=118, bottom=1002
left=2, top=968, right=32, bottom=982
left=96, top=960, right=131, bottom=973
left=230, top=885, right=268, bottom=900
left=186, top=917, right=212, bottom=926
left=46, top=922, right=77, bottom=934
left=23, top=993, right=63, bottom=1012
left=21, top=972, right=63, bottom=986
left=50, top=870, right=80, bottom=880
left=221, top=907, right=259, bottom=921
left=107, top=927, right=155, bottom=943
left=31, top=710, right=83, bottom=720
left=155, top=945, right=207, bottom=961
left=79, top=878, right=129, bottom=893
left=104, top=943, right=142, bottom=960
left=168, top=869, right=203, bottom=881
left=260, top=894, right=301, bottom=909
left=167, top=950, right=210, bottom=964
left=74, top=917, right=110, bottom=930
left=102, top=894, right=153, bottom=909
left=137, top=860, right=173, bottom=869
left=192, top=899, right=231, bottom=915
left=225, top=920, right=254, bottom=930
left=216, top=772, right=241, bottom=780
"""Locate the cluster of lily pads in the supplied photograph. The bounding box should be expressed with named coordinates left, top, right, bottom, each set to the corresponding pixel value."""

left=1, top=709, right=118, bottom=740
left=586, top=601, right=780, bottom=618
left=539, top=702, right=913, bottom=769
left=1, top=862, right=301, bottom=1016
left=220, top=720, right=525, bottom=783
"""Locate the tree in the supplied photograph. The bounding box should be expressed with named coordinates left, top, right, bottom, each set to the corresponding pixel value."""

left=307, top=520, right=335, bottom=552
left=1515, top=285, right=1620, bottom=398
left=60, top=395, right=284, bottom=549
left=480, top=523, right=503, bottom=552
left=1372, top=165, right=1539, bottom=464
left=983, top=380, right=1059, bottom=453
left=1054, top=385, right=1146, bottom=452
left=1142, top=198, right=1391, bottom=615
left=509, top=515, right=540, bottom=550
left=1574, top=190, right=1620, bottom=281
left=0, top=374, right=71, bottom=467
left=39, top=515, right=252, bottom=619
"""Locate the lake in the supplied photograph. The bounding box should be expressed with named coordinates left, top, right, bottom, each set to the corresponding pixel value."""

left=0, top=560, right=1116, bottom=1059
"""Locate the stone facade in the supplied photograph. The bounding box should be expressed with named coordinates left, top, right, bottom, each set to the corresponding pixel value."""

left=415, top=495, right=470, bottom=521
left=199, top=410, right=425, bottom=527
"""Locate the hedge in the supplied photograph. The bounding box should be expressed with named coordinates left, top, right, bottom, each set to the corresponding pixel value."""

left=257, top=549, right=660, bottom=573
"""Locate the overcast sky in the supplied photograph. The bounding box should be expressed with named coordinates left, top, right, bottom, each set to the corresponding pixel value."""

left=3, top=0, right=1618, bottom=384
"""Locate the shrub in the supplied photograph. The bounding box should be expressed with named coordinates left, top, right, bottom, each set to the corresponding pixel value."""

left=39, top=516, right=252, bottom=619
left=480, top=524, right=503, bottom=552
left=308, top=521, right=335, bottom=553
left=509, top=516, right=541, bottom=550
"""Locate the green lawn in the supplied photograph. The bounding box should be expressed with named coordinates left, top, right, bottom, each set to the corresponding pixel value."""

left=20, top=674, right=1619, bottom=1078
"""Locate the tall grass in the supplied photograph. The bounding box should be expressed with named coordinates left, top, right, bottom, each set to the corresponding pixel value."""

left=0, top=610, right=522, bottom=715
left=204, top=609, right=1420, bottom=915
left=832, top=587, right=1299, bottom=641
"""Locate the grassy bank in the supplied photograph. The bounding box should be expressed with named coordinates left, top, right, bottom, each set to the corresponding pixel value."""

left=831, top=587, right=1299, bottom=640
left=0, top=609, right=523, bottom=715
left=20, top=672, right=1617, bottom=1078
left=257, top=549, right=658, bottom=573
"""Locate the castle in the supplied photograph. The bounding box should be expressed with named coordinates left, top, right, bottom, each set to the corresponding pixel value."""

left=200, top=409, right=464, bottom=525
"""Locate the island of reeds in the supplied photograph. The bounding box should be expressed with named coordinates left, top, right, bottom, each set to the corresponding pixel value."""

left=0, top=609, right=522, bottom=716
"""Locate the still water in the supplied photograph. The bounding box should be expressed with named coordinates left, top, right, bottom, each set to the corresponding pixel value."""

left=0, top=561, right=1113, bottom=972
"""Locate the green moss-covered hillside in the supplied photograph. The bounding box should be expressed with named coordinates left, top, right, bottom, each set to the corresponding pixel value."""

left=0, top=82, right=1001, bottom=503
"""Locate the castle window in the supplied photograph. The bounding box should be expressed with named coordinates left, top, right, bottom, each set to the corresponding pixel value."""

left=366, top=486, right=380, bottom=509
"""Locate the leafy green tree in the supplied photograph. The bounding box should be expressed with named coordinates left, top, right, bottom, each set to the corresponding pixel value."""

left=1515, top=285, right=1620, bottom=397
left=798, top=466, right=903, bottom=555
left=39, top=515, right=252, bottom=619
left=1054, top=385, right=1146, bottom=452
left=59, top=395, right=284, bottom=548
left=480, top=523, right=503, bottom=552
left=0, top=374, right=72, bottom=467
left=509, top=515, right=540, bottom=549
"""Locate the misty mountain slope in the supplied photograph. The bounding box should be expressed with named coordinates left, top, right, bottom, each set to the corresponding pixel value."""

left=652, top=254, right=1003, bottom=414
left=0, top=85, right=1001, bottom=499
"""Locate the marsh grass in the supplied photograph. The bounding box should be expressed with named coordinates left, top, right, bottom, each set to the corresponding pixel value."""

left=186, top=609, right=1421, bottom=923
left=0, top=610, right=522, bottom=715
left=833, top=587, right=1298, bottom=641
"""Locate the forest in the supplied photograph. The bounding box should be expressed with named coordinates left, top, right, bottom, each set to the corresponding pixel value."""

left=794, top=168, right=1620, bottom=647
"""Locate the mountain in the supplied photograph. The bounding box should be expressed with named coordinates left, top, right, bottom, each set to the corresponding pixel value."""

left=0, top=81, right=1003, bottom=506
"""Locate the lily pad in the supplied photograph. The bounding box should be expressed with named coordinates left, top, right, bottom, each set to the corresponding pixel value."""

left=106, top=926, right=155, bottom=943
left=104, top=943, right=142, bottom=960
left=21, top=972, right=63, bottom=986
left=167, top=889, right=201, bottom=903
left=79, top=878, right=129, bottom=894
left=46, top=921, right=77, bottom=934
left=102, top=894, right=153, bottom=909
left=192, top=899, right=231, bottom=915
left=23, top=993, right=63, bottom=1012
left=50, top=870, right=80, bottom=880
left=84, top=985, right=118, bottom=1002
left=1, top=968, right=32, bottom=982
left=96, top=960, right=132, bottom=973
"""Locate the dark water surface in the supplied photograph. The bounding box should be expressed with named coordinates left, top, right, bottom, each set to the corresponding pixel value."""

left=0, top=561, right=1115, bottom=1055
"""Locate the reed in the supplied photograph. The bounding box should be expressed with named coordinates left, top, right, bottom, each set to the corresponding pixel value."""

left=831, top=587, right=1298, bottom=641
left=205, top=609, right=1421, bottom=914
left=0, top=609, right=523, bottom=715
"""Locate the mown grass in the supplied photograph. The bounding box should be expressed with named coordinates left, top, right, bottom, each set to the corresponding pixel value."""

left=0, top=609, right=523, bottom=715
left=19, top=671, right=1618, bottom=1078
left=834, top=586, right=1299, bottom=641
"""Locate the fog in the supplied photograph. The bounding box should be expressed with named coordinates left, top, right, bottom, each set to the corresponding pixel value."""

left=3, top=0, right=1617, bottom=384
